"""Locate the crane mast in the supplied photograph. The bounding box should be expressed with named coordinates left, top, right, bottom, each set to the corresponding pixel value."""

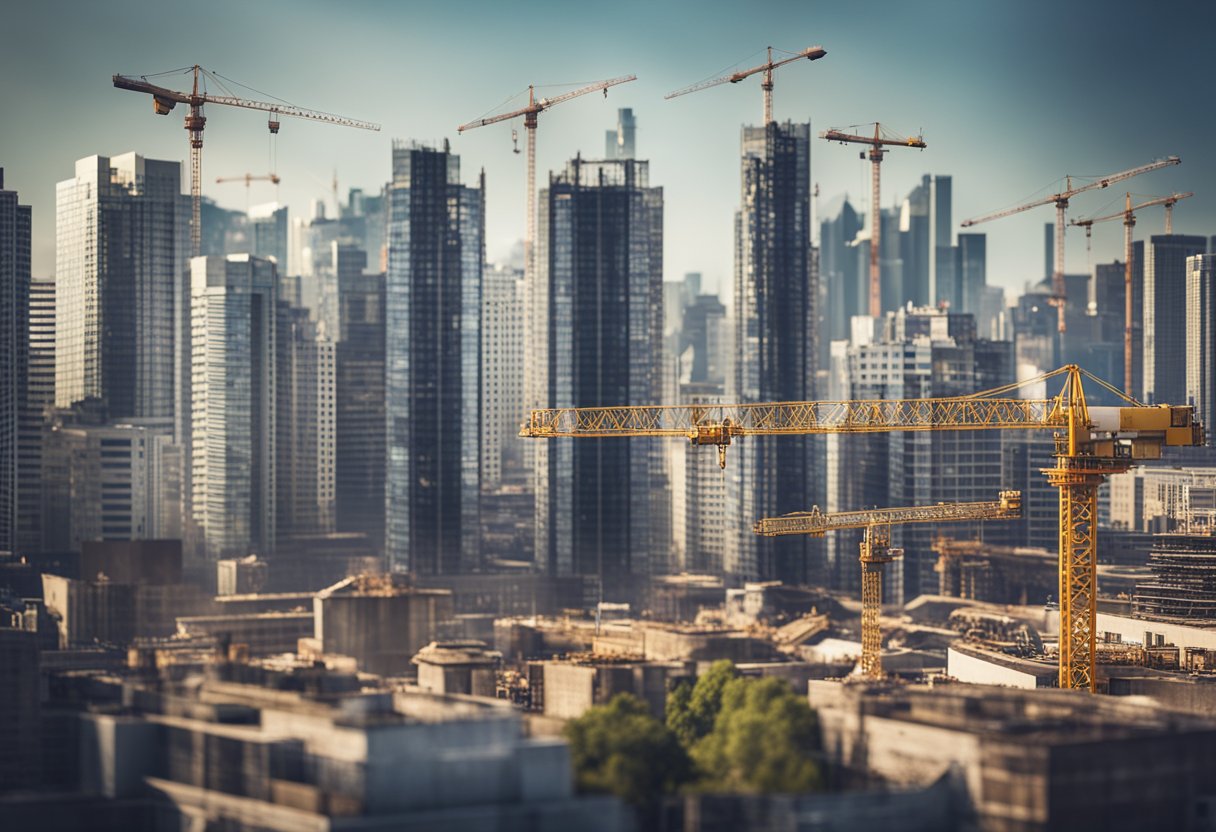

left=458, top=75, right=636, bottom=444
left=523, top=365, right=1204, bottom=691
left=960, top=156, right=1180, bottom=334
left=113, top=65, right=380, bottom=257
left=819, top=124, right=927, bottom=317
left=1070, top=191, right=1194, bottom=395
left=755, top=492, right=1022, bottom=679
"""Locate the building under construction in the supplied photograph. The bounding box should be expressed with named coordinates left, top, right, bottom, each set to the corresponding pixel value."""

left=1134, top=532, right=1216, bottom=623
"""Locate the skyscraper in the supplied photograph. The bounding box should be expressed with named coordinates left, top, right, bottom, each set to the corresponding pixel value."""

left=0, top=169, right=30, bottom=553
left=956, top=232, right=986, bottom=316
left=336, top=255, right=385, bottom=552
left=535, top=156, right=666, bottom=589
left=1144, top=234, right=1206, bottom=404
left=604, top=108, right=637, bottom=160
left=819, top=196, right=864, bottom=367
left=276, top=302, right=336, bottom=538
left=249, top=202, right=288, bottom=270
left=17, top=278, right=53, bottom=552
left=385, top=141, right=482, bottom=574
left=732, top=121, right=818, bottom=583
left=55, top=154, right=186, bottom=420
left=482, top=262, right=525, bottom=491
left=190, top=255, right=277, bottom=564
left=1187, top=254, right=1216, bottom=441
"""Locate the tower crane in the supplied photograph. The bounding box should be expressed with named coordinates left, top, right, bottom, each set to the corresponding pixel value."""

left=521, top=365, right=1204, bottom=691
left=215, top=173, right=282, bottom=213
left=665, top=45, right=827, bottom=126
left=819, top=124, right=927, bottom=318
left=960, top=157, right=1181, bottom=334
left=755, top=492, right=1023, bottom=679
left=1069, top=192, right=1194, bottom=395
left=113, top=66, right=380, bottom=257
left=458, top=76, right=635, bottom=288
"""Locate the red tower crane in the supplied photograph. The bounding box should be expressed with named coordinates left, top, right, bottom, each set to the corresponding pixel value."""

left=819, top=124, right=927, bottom=318
left=113, top=66, right=380, bottom=257
left=665, top=45, right=827, bottom=126
left=960, top=156, right=1180, bottom=334
left=1070, top=191, right=1194, bottom=395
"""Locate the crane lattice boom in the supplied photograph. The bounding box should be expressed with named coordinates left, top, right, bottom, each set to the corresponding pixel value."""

left=457, top=76, right=637, bottom=132
left=1070, top=191, right=1193, bottom=230
left=664, top=46, right=826, bottom=125
left=754, top=492, right=1023, bottom=537
left=523, top=365, right=1204, bottom=691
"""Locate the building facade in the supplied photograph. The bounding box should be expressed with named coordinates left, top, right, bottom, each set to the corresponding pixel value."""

left=1187, top=254, right=1216, bottom=440
left=481, top=262, right=525, bottom=490
left=1144, top=234, right=1205, bottom=404
left=275, top=303, right=335, bottom=538
left=55, top=153, right=186, bottom=420
left=732, top=121, right=819, bottom=583
left=534, top=157, right=666, bottom=590
left=189, top=255, right=277, bottom=565
left=385, top=141, right=482, bottom=574
left=17, top=277, right=53, bottom=552
left=336, top=259, right=385, bottom=551
left=0, top=169, right=30, bottom=554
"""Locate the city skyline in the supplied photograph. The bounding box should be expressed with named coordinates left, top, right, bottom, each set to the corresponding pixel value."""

left=1, top=0, right=1211, bottom=299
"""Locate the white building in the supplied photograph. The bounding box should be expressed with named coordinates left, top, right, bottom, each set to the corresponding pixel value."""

left=481, top=263, right=525, bottom=490
left=190, top=255, right=277, bottom=564
left=55, top=153, right=186, bottom=419
left=1187, top=253, right=1216, bottom=440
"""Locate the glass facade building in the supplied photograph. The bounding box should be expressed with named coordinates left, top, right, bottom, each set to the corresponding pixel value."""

left=385, top=142, right=482, bottom=575
left=0, top=169, right=30, bottom=553
left=55, top=154, right=186, bottom=421
left=732, top=121, right=819, bottom=583
left=535, top=157, right=666, bottom=591
left=189, top=255, right=277, bottom=565
left=1144, top=234, right=1206, bottom=405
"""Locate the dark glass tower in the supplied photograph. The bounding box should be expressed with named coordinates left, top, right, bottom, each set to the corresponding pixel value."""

left=535, top=157, right=666, bottom=594
left=0, top=169, right=31, bottom=553
left=732, top=122, right=819, bottom=584
left=385, top=142, right=482, bottom=574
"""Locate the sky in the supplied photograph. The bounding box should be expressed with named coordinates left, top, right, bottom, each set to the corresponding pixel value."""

left=2, top=0, right=1213, bottom=300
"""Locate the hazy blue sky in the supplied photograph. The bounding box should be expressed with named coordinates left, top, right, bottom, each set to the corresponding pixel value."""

left=2, top=0, right=1212, bottom=298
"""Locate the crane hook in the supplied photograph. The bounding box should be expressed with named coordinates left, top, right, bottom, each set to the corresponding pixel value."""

left=512, top=128, right=520, bottom=155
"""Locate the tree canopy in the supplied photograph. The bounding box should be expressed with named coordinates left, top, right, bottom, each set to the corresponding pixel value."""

left=563, top=692, right=693, bottom=809
left=666, top=658, right=737, bottom=747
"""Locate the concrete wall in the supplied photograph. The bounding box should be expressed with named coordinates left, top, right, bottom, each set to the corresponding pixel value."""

left=543, top=664, right=595, bottom=720
left=1098, top=611, right=1216, bottom=651
left=316, top=590, right=453, bottom=676
left=946, top=647, right=1049, bottom=689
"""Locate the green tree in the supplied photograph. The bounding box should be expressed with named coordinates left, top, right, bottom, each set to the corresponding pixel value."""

left=666, top=659, right=738, bottom=747
left=692, top=676, right=822, bottom=794
left=563, top=693, right=693, bottom=810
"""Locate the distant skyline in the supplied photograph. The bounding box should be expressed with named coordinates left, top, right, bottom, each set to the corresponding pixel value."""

left=3, top=0, right=1212, bottom=300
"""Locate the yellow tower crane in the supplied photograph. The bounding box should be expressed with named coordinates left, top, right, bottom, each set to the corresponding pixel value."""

left=754, top=492, right=1022, bottom=679
left=1069, top=192, right=1194, bottom=396
left=819, top=124, right=927, bottom=318
left=521, top=366, right=1203, bottom=691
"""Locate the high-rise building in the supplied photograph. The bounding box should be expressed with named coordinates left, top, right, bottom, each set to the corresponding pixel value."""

left=17, top=278, right=53, bottom=552
left=1144, top=234, right=1206, bottom=404
left=732, top=121, right=818, bottom=583
left=534, top=156, right=666, bottom=589
left=1187, top=254, right=1216, bottom=441
left=0, top=169, right=30, bottom=554
left=604, top=108, right=637, bottom=160
left=41, top=412, right=179, bottom=551
left=55, top=153, right=186, bottom=420
left=482, top=262, right=525, bottom=490
left=679, top=293, right=728, bottom=388
left=336, top=257, right=385, bottom=551
left=819, top=196, right=864, bottom=367
left=276, top=303, right=335, bottom=538
left=249, top=202, right=288, bottom=270
left=828, top=308, right=1014, bottom=599
left=955, top=232, right=986, bottom=316
left=385, top=141, right=482, bottom=574
left=189, top=255, right=277, bottom=565
left=899, top=174, right=952, bottom=308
